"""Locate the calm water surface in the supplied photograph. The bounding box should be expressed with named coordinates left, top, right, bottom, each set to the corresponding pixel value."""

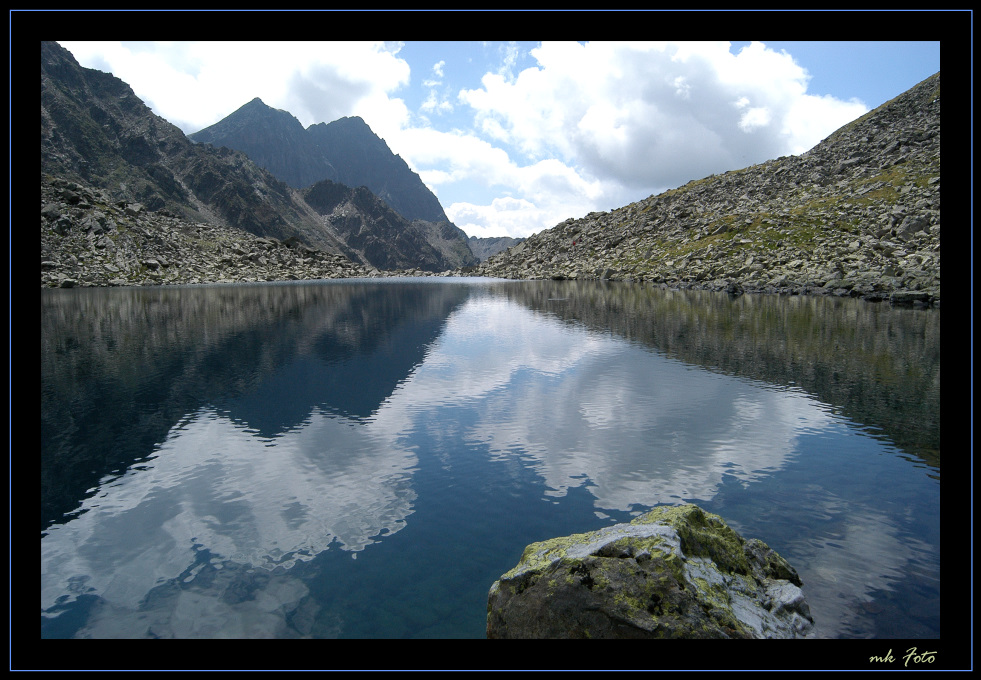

left=40, top=278, right=940, bottom=641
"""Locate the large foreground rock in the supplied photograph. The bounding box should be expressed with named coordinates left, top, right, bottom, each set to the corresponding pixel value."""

left=487, top=504, right=813, bottom=639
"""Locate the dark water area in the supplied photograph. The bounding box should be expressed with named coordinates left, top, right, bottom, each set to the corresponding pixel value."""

left=38, top=278, right=944, bottom=655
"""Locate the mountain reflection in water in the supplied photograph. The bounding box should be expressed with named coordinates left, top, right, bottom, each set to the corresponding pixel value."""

left=40, top=279, right=940, bottom=643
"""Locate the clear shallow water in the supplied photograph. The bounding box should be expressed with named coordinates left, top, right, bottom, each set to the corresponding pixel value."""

left=40, top=278, right=940, bottom=641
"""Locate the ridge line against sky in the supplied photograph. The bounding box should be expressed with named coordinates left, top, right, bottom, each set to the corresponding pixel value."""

left=56, top=40, right=941, bottom=239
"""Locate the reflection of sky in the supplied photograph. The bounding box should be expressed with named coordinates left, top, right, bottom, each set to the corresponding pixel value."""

left=386, top=295, right=836, bottom=511
left=41, top=406, right=418, bottom=618
left=41, top=287, right=938, bottom=639
left=378, top=294, right=939, bottom=638
left=784, top=490, right=936, bottom=639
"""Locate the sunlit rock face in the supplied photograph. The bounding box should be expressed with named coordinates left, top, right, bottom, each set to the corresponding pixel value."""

left=486, top=504, right=814, bottom=639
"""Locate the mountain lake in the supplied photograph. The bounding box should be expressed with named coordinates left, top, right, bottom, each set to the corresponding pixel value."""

left=40, top=278, right=940, bottom=642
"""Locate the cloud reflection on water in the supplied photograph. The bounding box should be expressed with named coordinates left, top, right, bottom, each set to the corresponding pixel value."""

left=40, top=283, right=938, bottom=639
left=378, top=293, right=939, bottom=638
left=389, top=295, right=835, bottom=511
left=41, top=405, right=418, bottom=626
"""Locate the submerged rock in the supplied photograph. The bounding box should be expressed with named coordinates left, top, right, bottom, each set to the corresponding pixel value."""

left=486, top=504, right=813, bottom=639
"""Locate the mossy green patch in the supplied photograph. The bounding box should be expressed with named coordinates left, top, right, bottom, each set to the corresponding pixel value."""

left=632, top=505, right=751, bottom=575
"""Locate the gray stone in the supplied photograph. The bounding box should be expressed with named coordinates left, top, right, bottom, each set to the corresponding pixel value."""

left=486, top=504, right=814, bottom=639
left=41, top=203, right=63, bottom=221
left=897, top=215, right=930, bottom=238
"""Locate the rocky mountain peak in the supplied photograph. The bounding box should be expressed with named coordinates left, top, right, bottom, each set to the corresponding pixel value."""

left=41, top=41, right=333, bottom=249
left=191, top=97, right=305, bottom=139
left=190, top=97, right=336, bottom=191
left=192, top=106, right=451, bottom=225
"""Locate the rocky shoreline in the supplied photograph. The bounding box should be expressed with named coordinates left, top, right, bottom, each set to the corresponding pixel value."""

left=39, top=166, right=940, bottom=308
left=40, top=174, right=408, bottom=288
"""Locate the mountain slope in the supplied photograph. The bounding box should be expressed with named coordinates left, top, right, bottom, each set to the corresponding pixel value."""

left=307, top=116, right=451, bottom=224
left=475, top=72, right=941, bottom=306
left=468, top=235, right=526, bottom=263
left=190, top=99, right=475, bottom=270
left=41, top=41, right=348, bottom=255
left=40, top=174, right=374, bottom=288
left=41, top=41, right=475, bottom=273
left=301, top=179, right=475, bottom=272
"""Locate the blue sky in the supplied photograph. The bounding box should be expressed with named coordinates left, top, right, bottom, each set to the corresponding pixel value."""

left=57, top=40, right=940, bottom=239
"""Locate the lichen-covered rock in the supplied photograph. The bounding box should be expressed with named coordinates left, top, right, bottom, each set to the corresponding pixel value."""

left=486, top=504, right=813, bottom=639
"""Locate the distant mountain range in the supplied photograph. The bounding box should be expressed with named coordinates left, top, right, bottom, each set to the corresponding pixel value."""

left=468, top=235, right=525, bottom=262
left=40, top=41, right=486, bottom=273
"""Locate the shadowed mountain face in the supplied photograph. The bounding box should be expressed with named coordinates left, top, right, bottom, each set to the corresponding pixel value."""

left=190, top=100, right=450, bottom=225
left=301, top=180, right=476, bottom=272
left=306, top=116, right=451, bottom=225
left=189, top=99, right=476, bottom=271
left=187, top=98, right=338, bottom=192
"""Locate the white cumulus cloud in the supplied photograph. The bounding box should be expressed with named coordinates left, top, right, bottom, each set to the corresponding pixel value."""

left=58, top=40, right=411, bottom=137
left=429, top=41, right=870, bottom=236
left=457, top=41, right=868, bottom=191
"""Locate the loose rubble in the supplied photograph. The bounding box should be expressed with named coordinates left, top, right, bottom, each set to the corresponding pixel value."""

left=40, top=175, right=380, bottom=287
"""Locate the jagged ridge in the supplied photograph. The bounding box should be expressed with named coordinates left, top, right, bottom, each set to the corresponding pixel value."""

left=40, top=41, right=476, bottom=276
left=301, top=179, right=474, bottom=272
left=190, top=100, right=450, bottom=224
